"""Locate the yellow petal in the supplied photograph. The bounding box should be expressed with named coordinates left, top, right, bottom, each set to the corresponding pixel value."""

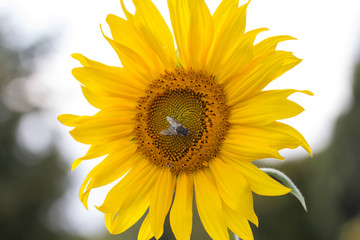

left=226, top=51, right=300, bottom=104
left=168, top=0, right=190, bottom=67
left=106, top=14, right=165, bottom=74
left=138, top=214, right=153, bottom=240
left=222, top=155, right=291, bottom=196
left=149, top=167, right=176, bottom=239
left=208, top=1, right=250, bottom=75
left=229, top=89, right=313, bottom=126
left=131, top=0, right=177, bottom=69
left=212, top=0, right=240, bottom=34
left=188, top=0, right=214, bottom=71
left=69, top=109, right=135, bottom=145
left=194, top=168, right=229, bottom=240
left=101, top=27, right=154, bottom=82
left=101, top=160, right=160, bottom=235
left=77, top=141, right=121, bottom=161
left=72, top=67, right=145, bottom=97
left=104, top=212, right=117, bottom=233
left=79, top=143, right=138, bottom=209
left=58, top=114, right=90, bottom=127
left=72, top=53, right=115, bottom=68
left=221, top=137, right=284, bottom=161
left=109, top=173, right=159, bottom=234
left=224, top=204, right=254, bottom=240
left=209, top=158, right=258, bottom=226
left=214, top=28, right=267, bottom=84
left=253, top=35, right=296, bottom=59
left=72, top=53, right=147, bottom=90
left=107, top=202, right=149, bottom=235
left=170, top=172, right=193, bottom=240
left=81, top=82, right=138, bottom=109
left=79, top=86, right=108, bottom=109
left=109, top=200, right=148, bottom=235
left=70, top=159, right=83, bottom=171
left=274, top=54, right=303, bottom=80
left=98, top=157, right=157, bottom=213
left=120, top=0, right=133, bottom=21
left=224, top=122, right=312, bottom=160
left=272, top=122, right=312, bottom=156
left=72, top=52, right=115, bottom=69
left=80, top=85, right=137, bottom=110
left=71, top=139, right=125, bottom=171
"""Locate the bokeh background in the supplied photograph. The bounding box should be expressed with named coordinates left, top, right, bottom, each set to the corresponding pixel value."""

left=0, top=0, right=360, bottom=239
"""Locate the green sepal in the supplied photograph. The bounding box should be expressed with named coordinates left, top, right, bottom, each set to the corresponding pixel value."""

left=260, top=168, right=308, bottom=212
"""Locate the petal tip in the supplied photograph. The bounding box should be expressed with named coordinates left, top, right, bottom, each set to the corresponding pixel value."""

left=57, top=114, right=66, bottom=124
left=71, top=158, right=82, bottom=171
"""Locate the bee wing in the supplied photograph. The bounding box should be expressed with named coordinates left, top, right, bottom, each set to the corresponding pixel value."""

left=166, top=116, right=179, bottom=126
left=160, top=129, right=177, bottom=136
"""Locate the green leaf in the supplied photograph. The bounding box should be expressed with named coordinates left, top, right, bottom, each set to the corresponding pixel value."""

left=260, top=168, right=308, bottom=212
left=229, top=230, right=240, bottom=240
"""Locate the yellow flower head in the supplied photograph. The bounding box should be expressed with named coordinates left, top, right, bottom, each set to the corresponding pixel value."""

left=59, top=0, right=312, bottom=239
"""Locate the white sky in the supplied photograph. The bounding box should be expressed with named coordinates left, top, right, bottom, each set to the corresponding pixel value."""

left=1, top=0, right=360, bottom=237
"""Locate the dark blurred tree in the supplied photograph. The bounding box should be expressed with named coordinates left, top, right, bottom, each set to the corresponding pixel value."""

left=0, top=20, right=83, bottom=240
left=252, top=59, right=360, bottom=240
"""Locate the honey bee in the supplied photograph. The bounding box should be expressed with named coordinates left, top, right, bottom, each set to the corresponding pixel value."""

left=160, top=116, right=190, bottom=136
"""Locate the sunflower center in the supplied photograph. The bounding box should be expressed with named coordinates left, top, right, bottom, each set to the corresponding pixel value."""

left=135, top=68, right=229, bottom=175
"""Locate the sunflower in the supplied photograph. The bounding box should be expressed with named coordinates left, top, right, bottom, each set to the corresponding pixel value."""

left=59, top=0, right=312, bottom=239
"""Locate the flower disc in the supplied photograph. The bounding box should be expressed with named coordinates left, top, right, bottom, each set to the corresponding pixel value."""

left=135, top=68, right=229, bottom=174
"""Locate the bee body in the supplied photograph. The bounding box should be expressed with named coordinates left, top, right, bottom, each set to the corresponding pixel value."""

left=160, top=116, right=190, bottom=136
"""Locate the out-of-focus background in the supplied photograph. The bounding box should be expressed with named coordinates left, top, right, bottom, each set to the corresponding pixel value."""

left=0, top=0, right=359, bottom=239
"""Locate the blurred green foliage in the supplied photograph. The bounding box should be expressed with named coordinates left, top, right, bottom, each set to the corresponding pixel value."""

left=0, top=20, right=82, bottom=240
